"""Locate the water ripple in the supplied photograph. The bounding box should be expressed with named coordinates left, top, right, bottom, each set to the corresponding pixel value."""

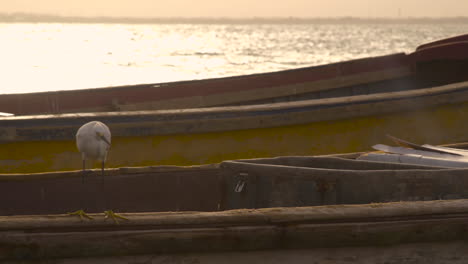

left=1, top=22, right=467, bottom=93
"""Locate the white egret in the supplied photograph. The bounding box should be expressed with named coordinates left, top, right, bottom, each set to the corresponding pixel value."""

left=68, top=120, right=127, bottom=223
left=76, top=120, right=111, bottom=176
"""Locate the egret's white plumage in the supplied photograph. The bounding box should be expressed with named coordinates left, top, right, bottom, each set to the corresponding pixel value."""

left=76, top=121, right=111, bottom=170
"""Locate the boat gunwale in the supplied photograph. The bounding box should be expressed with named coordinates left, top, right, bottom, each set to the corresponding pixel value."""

left=0, top=163, right=219, bottom=181
left=1, top=199, right=467, bottom=232
left=2, top=80, right=468, bottom=124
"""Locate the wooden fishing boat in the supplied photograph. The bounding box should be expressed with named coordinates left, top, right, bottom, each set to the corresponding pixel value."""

left=2, top=156, right=468, bottom=263
left=1, top=34, right=468, bottom=173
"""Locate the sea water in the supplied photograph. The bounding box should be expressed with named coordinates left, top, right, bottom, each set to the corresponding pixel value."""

left=1, top=22, right=467, bottom=94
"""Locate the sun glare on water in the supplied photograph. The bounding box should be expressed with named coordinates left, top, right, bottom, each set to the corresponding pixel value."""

left=1, top=22, right=467, bottom=94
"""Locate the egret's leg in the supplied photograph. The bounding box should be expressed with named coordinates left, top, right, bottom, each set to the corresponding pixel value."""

left=101, top=161, right=105, bottom=184
left=82, top=159, right=86, bottom=184
left=101, top=161, right=129, bottom=224
left=102, top=160, right=106, bottom=209
left=69, top=159, right=93, bottom=221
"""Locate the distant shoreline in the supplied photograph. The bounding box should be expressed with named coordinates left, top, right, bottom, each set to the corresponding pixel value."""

left=1, top=13, right=468, bottom=24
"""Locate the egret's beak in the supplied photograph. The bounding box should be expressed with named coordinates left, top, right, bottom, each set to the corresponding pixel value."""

left=96, top=132, right=111, bottom=147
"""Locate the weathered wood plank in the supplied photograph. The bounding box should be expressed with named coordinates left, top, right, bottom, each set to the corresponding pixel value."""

left=0, top=200, right=468, bottom=261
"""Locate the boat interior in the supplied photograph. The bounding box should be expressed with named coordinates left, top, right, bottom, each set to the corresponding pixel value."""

left=1, top=155, right=467, bottom=217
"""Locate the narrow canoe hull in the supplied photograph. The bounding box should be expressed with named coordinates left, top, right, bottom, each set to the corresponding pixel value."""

left=1, top=200, right=467, bottom=263
left=1, top=157, right=468, bottom=262
left=0, top=156, right=461, bottom=216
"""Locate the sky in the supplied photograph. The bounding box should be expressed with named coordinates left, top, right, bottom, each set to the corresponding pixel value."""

left=1, top=0, right=468, bottom=18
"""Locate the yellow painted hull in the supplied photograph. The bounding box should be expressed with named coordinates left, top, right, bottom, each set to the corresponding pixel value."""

left=1, top=96, right=467, bottom=173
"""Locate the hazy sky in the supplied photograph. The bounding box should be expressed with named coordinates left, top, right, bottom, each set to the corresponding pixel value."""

left=2, top=0, right=468, bottom=18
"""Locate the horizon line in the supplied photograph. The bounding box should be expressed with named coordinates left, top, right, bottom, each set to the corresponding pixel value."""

left=1, top=12, right=468, bottom=23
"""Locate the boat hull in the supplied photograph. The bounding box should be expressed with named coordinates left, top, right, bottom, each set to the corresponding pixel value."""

left=2, top=81, right=468, bottom=173
left=1, top=200, right=467, bottom=263
left=1, top=157, right=468, bottom=262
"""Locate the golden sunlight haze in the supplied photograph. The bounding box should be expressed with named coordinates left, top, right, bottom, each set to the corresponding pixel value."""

left=1, top=0, right=467, bottom=18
